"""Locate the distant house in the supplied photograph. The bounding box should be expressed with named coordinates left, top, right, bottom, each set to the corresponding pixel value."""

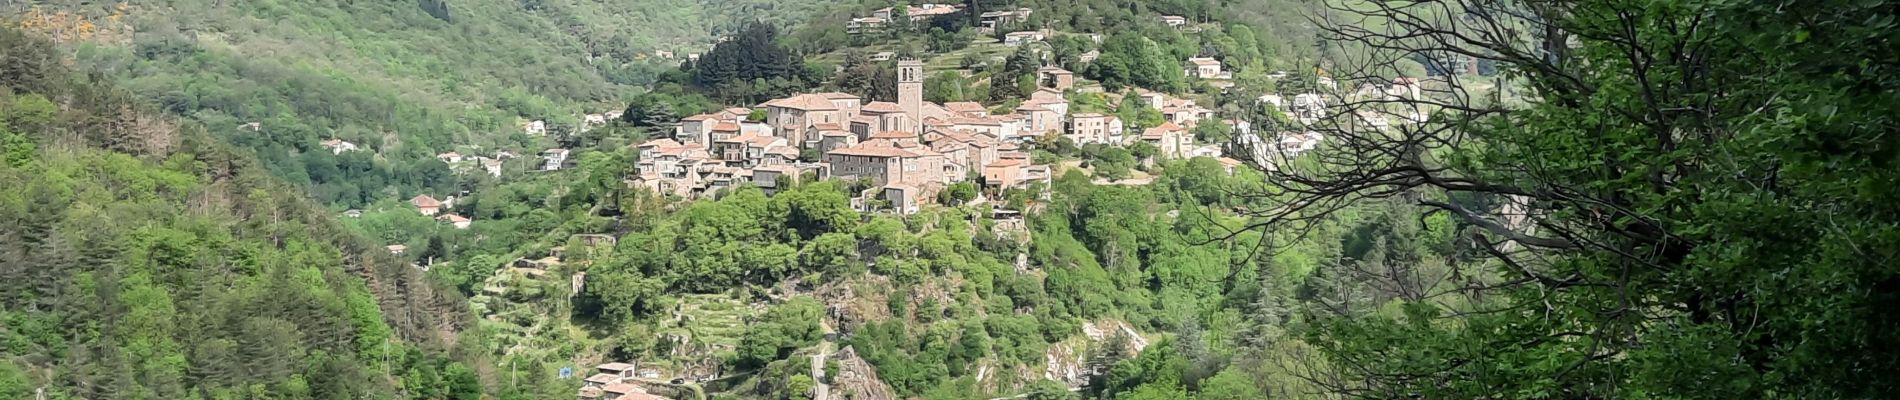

left=523, top=119, right=547, bottom=135
left=319, top=139, right=359, bottom=155
left=597, top=362, right=638, bottom=378
left=1389, top=76, right=1423, bottom=99
left=1141, top=122, right=1192, bottom=159
left=436, top=152, right=464, bottom=163
left=1216, top=157, right=1245, bottom=175
left=386, top=244, right=407, bottom=255
left=343, top=209, right=363, bottom=218
left=1292, top=93, right=1328, bottom=122
left=1158, top=15, right=1188, bottom=28
left=583, top=373, right=618, bottom=388
left=983, top=158, right=1027, bottom=189
left=1259, top=93, right=1286, bottom=110
left=584, top=114, right=608, bottom=126
left=480, top=157, right=504, bottom=177
left=871, top=51, right=896, bottom=61
left=872, top=3, right=963, bottom=23
left=542, top=148, right=570, bottom=171
left=438, top=213, right=471, bottom=229
left=1037, top=66, right=1074, bottom=90
left=1078, top=49, right=1101, bottom=64
left=601, top=382, right=667, bottom=400
left=239, top=122, right=262, bottom=132
left=977, top=7, right=1032, bottom=33
left=1187, top=57, right=1223, bottom=79
left=604, top=109, right=624, bottom=121
left=848, top=16, right=887, bottom=34
left=1066, top=113, right=1124, bottom=145
left=410, top=195, right=443, bottom=216
left=944, top=102, right=988, bottom=118
left=1002, top=31, right=1045, bottom=46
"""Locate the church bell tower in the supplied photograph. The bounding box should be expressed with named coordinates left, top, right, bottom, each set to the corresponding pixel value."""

left=897, top=58, right=924, bottom=133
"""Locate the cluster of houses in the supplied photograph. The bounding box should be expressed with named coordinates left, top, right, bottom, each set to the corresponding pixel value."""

left=629, top=59, right=1240, bottom=213
left=579, top=362, right=670, bottom=400
left=848, top=3, right=966, bottom=34
left=405, top=194, right=472, bottom=229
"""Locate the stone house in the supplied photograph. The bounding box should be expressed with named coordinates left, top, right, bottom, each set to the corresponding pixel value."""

left=1141, top=122, right=1192, bottom=159
left=1037, top=66, right=1075, bottom=90
left=763, top=93, right=848, bottom=147
left=824, top=138, right=946, bottom=189
left=944, top=102, right=989, bottom=117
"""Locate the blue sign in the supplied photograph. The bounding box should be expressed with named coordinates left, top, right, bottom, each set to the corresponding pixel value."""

left=559, top=367, right=574, bottom=379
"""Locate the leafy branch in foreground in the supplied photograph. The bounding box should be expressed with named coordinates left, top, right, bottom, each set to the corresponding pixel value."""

left=1237, top=0, right=1900, bottom=397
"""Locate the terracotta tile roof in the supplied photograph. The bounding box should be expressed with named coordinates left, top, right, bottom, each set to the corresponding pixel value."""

left=932, top=141, right=969, bottom=152
left=601, top=382, right=643, bottom=395
left=868, top=131, right=916, bottom=140
left=851, top=115, right=879, bottom=124
left=861, top=101, right=904, bottom=113
left=681, top=114, right=719, bottom=121
left=1188, top=57, right=1221, bottom=66
left=585, top=373, right=619, bottom=384
left=818, top=92, right=861, bottom=100
left=949, top=116, right=1002, bottom=126
left=1142, top=122, right=1186, bottom=140
left=711, top=122, right=741, bottom=132
left=745, top=135, right=785, bottom=147
left=438, top=214, right=470, bottom=223
left=820, top=130, right=854, bottom=137
left=812, top=122, right=844, bottom=131
left=764, top=94, right=839, bottom=111
left=945, top=102, right=987, bottom=114
left=410, top=195, right=442, bottom=208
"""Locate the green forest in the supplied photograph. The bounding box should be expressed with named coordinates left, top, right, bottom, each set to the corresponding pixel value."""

left=5, top=0, right=1900, bottom=399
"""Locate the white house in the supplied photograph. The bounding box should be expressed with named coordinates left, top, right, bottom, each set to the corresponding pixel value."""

left=1003, top=31, right=1045, bottom=46
left=1187, top=57, right=1223, bottom=79
left=542, top=148, right=570, bottom=171
left=319, top=139, right=359, bottom=155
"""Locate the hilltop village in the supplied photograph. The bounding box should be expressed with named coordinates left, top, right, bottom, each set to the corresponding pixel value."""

left=327, top=4, right=1439, bottom=399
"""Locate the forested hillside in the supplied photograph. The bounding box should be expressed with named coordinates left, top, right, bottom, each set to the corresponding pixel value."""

left=0, top=28, right=476, bottom=399
left=7, top=0, right=1900, bottom=399
left=3, top=0, right=820, bottom=208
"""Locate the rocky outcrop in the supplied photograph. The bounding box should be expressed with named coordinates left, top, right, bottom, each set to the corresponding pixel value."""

left=832, top=346, right=899, bottom=400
